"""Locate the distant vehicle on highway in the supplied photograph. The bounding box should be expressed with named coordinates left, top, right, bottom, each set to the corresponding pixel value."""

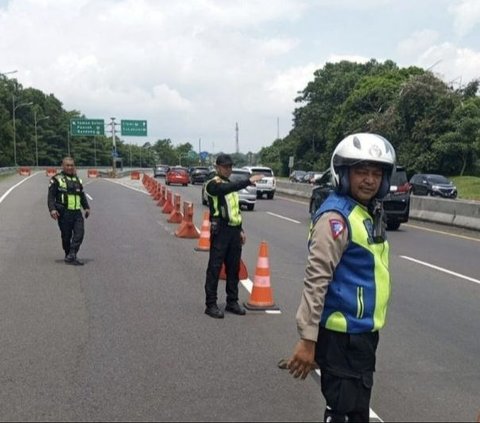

left=153, top=164, right=169, bottom=178
left=202, top=168, right=257, bottom=210
left=409, top=173, right=457, bottom=198
left=165, top=166, right=189, bottom=186
left=309, top=166, right=411, bottom=230
left=189, top=166, right=210, bottom=184
left=289, top=170, right=307, bottom=183
left=242, top=166, right=276, bottom=199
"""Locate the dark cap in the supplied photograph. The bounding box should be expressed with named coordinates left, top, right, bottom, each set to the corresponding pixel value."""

left=216, top=154, right=233, bottom=166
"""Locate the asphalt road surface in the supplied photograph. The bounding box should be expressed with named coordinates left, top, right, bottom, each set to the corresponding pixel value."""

left=0, top=171, right=479, bottom=422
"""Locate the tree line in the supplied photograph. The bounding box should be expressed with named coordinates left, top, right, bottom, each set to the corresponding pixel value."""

left=2, top=59, right=479, bottom=176
left=258, top=59, right=480, bottom=177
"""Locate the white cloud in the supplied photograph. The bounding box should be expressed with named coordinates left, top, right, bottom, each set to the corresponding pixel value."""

left=448, top=0, right=480, bottom=36
left=417, top=42, right=480, bottom=85
left=397, top=30, right=440, bottom=58
left=1, top=0, right=480, bottom=153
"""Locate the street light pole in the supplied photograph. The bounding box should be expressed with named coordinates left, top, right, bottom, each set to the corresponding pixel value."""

left=34, top=110, right=49, bottom=168
left=12, top=94, right=32, bottom=167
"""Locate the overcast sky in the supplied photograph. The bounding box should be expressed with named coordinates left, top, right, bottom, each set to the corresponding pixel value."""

left=1, top=0, right=479, bottom=154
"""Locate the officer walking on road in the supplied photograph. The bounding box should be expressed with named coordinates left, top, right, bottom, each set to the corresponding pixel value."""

left=48, top=157, right=90, bottom=266
left=286, top=133, right=396, bottom=422
left=204, top=154, right=263, bottom=318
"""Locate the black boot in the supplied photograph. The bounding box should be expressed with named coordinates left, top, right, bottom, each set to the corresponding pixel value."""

left=205, top=304, right=224, bottom=319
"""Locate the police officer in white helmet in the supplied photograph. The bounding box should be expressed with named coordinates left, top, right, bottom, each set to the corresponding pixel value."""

left=287, top=133, right=396, bottom=422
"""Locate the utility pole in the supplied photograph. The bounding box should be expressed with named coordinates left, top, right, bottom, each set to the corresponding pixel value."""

left=235, top=122, right=239, bottom=154
left=277, top=116, right=280, bottom=140
left=109, top=117, right=119, bottom=175
left=93, top=136, right=97, bottom=167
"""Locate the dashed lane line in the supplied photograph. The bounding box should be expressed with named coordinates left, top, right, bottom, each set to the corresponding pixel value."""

left=400, top=255, right=480, bottom=285
left=266, top=211, right=301, bottom=224
left=403, top=223, right=480, bottom=243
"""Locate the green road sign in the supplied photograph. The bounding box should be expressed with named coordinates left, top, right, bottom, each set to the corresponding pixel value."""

left=70, top=119, right=105, bottom=136
left=121, top=120, right=147, bottom=136
left=187, top=150, right=197, bottom=160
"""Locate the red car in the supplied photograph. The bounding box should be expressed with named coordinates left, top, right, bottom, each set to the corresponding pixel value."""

left=165, top=167, right=189, bottom=186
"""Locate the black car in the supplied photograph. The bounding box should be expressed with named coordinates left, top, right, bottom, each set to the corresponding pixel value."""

left=382, top=166, right=411, bottom=230
left=409, top=173, right=457, bottom=198
left=309, top=166, right=410, bottom=231
left=189, top=166, right=210, bottom=184
left=153, top=164, right=169, bottom=178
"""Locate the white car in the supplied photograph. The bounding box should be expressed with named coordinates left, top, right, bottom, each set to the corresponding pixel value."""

left=242, top=166, right=276, bottom=199
left=202, top=168, right=257, bottom=211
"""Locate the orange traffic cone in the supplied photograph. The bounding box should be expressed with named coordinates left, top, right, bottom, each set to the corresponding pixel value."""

left=219, top=259, right=248, bottom=280
left=244, top=241, right=278, bottom=310
left=194, top=211, right=211, bottom=251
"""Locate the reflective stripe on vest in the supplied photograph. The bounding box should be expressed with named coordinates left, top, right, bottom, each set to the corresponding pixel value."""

left=55, top=175, right=83, bottom=210
left=311, top=192, right=390, bottom=333
left=205, top=177, right=242, bottom=226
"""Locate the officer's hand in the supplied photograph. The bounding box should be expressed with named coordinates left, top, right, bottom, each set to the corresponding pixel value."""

left=240, top=231, right=246, bottom=245
left=287, top=339, right=316, bottom=380
left=249, top=174, right=263, bottom=185
left=84, top=209, right=90, bottom=219
left=50, top=210, right=60, bottom=220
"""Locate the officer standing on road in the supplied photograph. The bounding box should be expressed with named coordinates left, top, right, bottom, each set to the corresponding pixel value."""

left=204, top=153, right=263, bottom=319
left=286, top=133, right=396, bottom=422
left=48, top=157, right=90, bottom=266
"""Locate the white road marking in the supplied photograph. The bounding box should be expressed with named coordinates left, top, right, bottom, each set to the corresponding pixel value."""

left=86, top=193, right=93, bottom=200
left=276, top=195, right=309, bottom=205
left=400, top=255, right=480, bottom=285
left=103, top=178, right=149, bottom=194
left=313, top=369, right=384, bottom=422
left=404, top=223, right=480, bottom=243
left=0, top=173, right=37, bottom=205
left=266, top=211, right=301, bottom=224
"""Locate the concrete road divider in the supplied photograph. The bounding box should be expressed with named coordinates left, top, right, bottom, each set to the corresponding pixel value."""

left=410, top=196, right=480, bottom=231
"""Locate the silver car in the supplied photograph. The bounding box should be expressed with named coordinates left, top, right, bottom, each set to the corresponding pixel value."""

left=202, top=168, right=257, bottom=211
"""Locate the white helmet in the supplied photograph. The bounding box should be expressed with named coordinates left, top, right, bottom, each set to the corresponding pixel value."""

left=330, top=133, right=396, bottom=199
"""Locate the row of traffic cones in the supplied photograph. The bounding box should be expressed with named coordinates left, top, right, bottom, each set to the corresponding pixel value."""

left=142, top=173, right=277, bottom=311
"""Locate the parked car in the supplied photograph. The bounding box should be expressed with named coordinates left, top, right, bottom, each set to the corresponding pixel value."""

left=201, top=168, right=257, bottom=210
left=309, top=166, right=410, bottom=230
left=289, top=170, right=307, bottom=183
left=189, top=166, right=210, bottom=184
left=409, top=173, right=457, bottom=198
left=153, top=164, right=169, bottom=178
left=242, top=166, right=276, bottom=199
left=165, top=166, right=189, bottom=186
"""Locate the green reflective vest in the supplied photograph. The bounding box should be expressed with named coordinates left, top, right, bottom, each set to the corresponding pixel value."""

left=205, top=176, right=242, bottom=226
left=55, top=174, right=83, bottom=210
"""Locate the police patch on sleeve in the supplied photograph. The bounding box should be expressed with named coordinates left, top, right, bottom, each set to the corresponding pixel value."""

left=329, top=219, right=345, bottom=240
